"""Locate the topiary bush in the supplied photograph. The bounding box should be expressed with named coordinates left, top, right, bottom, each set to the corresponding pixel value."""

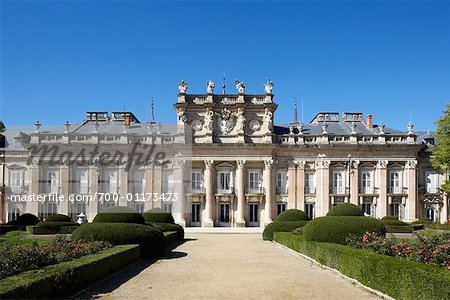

left=262, top=221, right=308, bottom=241
left=302, top=216, right=386, bottom=244
left=327, top=203, right=364, bottom=217
left=410, top=218, right=434, bottom=225
left=142, top=208, right=175, bottom=224
left=275, top=209, right=309, bottom=222
left=72, top=222, right=165, bottom=258
left=6, top=213, right=39, bottom=230
left=45, top=214, right=72, bottom=222
left=381, top=216, right=399, bottom=221
left=146, top=222, right=184, bottom=240
left=36, top=221, right=78, bottom=232
left=380, top=219, right=409, bottom=227
left=93, top=206, right=145, bottom=224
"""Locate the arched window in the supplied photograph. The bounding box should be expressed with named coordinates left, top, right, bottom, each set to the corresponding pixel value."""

left=8, top=207, right=21, bottom=222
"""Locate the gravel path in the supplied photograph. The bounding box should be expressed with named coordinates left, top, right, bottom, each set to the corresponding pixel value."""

left=77, top=233, right=381, bottom=300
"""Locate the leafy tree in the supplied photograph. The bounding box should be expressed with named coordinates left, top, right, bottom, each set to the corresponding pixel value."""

left=431, top=104, right=450, bottom=193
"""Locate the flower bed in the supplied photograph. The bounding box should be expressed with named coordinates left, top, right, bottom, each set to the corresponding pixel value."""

left=0, top=235, right=111, bottom=280
left=346, top=231, right=450, bottom=269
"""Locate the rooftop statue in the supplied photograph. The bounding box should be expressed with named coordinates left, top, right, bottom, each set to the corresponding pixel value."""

left=264, top=79, right=273, bottom=94
left=235, top=80, right=245, bottom=94
left=178, top=80, right=188, bottom=93
left=206, top=80, right=215, bottom=94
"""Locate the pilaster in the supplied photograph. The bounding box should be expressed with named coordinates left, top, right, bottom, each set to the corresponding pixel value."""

left=59, top=165, right=69, bottom=215
left=315, top=159, right=330, bottom=217
left=263, top=159, right=274, bottom=225
left=295, top=160, right=306, bottom=210
left=287, top=161, right=297, bottom=209
left=350, top=160, right=359, bottom=206
left=405, top=160, right=418, bottom=222
left=376, top=160, right=388, bottom=218
left=144, top=163, right=154, bottom=211
left=173, top=159, right=186, bottom=227
left=203, top=160, right=214, bottom=227
left=87, top=166, right=99, bottom=222
left=236, top=160, right=246, bottom=227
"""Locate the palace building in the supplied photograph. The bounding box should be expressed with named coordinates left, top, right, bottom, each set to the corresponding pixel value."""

left=0, top=80, right=447, bottom=226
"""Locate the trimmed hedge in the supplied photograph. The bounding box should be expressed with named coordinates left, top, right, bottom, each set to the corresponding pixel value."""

left=275, top=209, right=308, bottom=222
left=46, top=214, right=72, bottom=222
left=427, top=223, right=450, bottom=231
left=381, top=219, right=409, bottom=227
left=36, top=221, right=78, bottom=231
left=274, top=232, right=450, bottom=300
left=326, top=203, right=364, bottom=216
left=142, top=208, right=175, bottom=224
left=0, top=225, right=19, bottom=235
left=381, top=216, right=399, bottom=221
left=302, top=216, right=386, bottom=244
left=0, top=245, right=140, bottom=299
left=6, top=213, right=39, bottom=230
left=163, top=231, right=179, bottom=245
left=94, top=206, right=145, bottom=224
left=386, top=226, right=414, bottom=233
left=410, top=218, right=434, bottom=225
left=72, top=222, right=165, bottom=258
left=27, top=226, right=55, bottom=235
left=146, top=222, right=184, bottom=240
left=262, top=221, right=308, bottom=241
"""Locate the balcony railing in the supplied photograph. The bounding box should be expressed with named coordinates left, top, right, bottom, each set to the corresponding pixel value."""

left=425, top=187, right=439, bottom=194
left=359, top=187, right=379, bottom=194
left=388, top=187, right=408, bottom=194
left=216, top=187, right=235, bottom=194
left=304, top=186, right=316, bottom=194
left=330, top=187, right=349, bottom=195
left=247, top=187, right=265, bottom=194
left=8, top=186, right=28, bottom=194
left=276, top=187, right=288, bottom=195
left=191, top=187, right=206, bottom=194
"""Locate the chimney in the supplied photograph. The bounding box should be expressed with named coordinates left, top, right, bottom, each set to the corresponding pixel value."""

left=366, top=114, right=373, bottom=129
left=124, top=114, right=131, bottom=126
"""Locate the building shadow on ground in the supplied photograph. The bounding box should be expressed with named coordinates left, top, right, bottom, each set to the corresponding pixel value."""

left=69, top=238, right=196, bottom=299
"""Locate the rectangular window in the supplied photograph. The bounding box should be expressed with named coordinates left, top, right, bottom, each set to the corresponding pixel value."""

left=277, top=202, right=287, bottom=215
left=361, top=172, right=372, bottom=194
left=276, top=171, right=287, bottom=194
left=248, top=170, right=261, bottom=192
left=333, top=171, right=344, bottom=194
left=191, top=203, right=201, bottom=225
left=191, top=170, right=203, bottom=192
left=361, top=202, right=371, bottom=216
left=390, top=202, right=400, bottom=218
left=305, top=172, right=315, bottom=194
left=305, top=203, right=315, bottom=220
left=162, top=172, right=174, bottom=193
left=133, top=171, right=145, bottom=194
left=134, top=202, right=145, bottom=214
left=10, top=170, right=23, bottom=193
left=218, top=171, right=231, bottom=192
left=100, top=170, right=118, bottom=194
left=390, top=171, right=400, bottom=194
left=75, top=169, right=89, bottom=194
left=163, top=202, right=173, bottom=213
left=46, top=171, right=59, bottom=194
left=425, top=172, right=438, bottom=194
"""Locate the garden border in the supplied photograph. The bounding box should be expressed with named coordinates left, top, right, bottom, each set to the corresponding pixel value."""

left=0, top=244, right=140, bottom=299
left=274, top=232, right=450, bottom=300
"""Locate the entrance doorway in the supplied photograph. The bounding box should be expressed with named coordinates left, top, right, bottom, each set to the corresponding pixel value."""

left=249, top=203, right=259, bottom=227
left=191, top=203, right=201, bottom=226
left=219, top=203, right=231, bottom=226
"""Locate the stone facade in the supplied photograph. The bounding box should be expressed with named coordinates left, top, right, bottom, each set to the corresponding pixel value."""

left=0, top=80, right=447, bottom=226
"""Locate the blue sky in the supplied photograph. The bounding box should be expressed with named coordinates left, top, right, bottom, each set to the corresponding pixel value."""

left=1, top=1, right=449, bottom=131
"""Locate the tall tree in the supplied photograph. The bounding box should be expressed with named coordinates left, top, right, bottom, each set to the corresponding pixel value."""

left=431, top=104, right=450, bottom=193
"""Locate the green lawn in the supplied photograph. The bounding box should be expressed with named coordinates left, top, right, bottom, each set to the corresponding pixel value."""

left=0, top=231, right=49, bottom=247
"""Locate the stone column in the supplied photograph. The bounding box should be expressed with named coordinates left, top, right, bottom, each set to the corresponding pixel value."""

left=405, top=160, right=418, bottom=222
left=118, top=166, right=128, bottom=207
left=87, top=166, right=99, bottom=222
left=376, top=160, right=388, bottom=218
left=144, top=163, right=154, bottom=211
left=263, top=159, right=274, bottom=225
left=295, top=161, right=306, bottom=210
left=153, top=165, right=162, bottom=208
left=173, top=159, right=186, bottom=227
left=287, top=161, right=297, bottom=209
left=59, top=165, right=70, bottom=216
left=441, top=193, right=448, bottom=224
left=236, top=160, right=246, bottom=227
left=28, top=165, right=40, bottom=217
left=203, top=160, right=214, bottom=227
left=350, top=160, right=359, bottom=206
left=315, top=159, right=330, bottom=217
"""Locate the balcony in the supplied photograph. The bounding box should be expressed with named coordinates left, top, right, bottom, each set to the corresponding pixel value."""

left=359, top=187, right=379, bottom=195
left=190, top=187, right=206, bottom=194
left=388, top=187, right=408, bottom=195
left=276, top=186, right=288, bottom=195
left=304, top=186, right=316, bottom=194
left=425, top=187, right=439, bottom=195
left=330, top=187, right=349, bottom=195
left=247, top=187, right=265, bottom=194
left=216, top=187, right=235, bottom=194
left=8, top=186, right=28, bottom=194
